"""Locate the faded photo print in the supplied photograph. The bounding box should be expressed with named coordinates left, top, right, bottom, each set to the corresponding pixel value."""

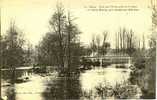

left=0, top=0, right=156, bottom=99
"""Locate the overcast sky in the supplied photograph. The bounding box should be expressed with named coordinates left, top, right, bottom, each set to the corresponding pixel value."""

left=1, top=0, right=152, bottom=48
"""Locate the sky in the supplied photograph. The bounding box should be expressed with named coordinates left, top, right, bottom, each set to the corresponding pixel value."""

left=1, top=0, right=153, bottom=48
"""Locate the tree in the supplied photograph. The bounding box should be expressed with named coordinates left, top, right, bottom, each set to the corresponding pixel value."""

left=150, top=0, right=157, bottom=48
left=90, top=34, right=97, bottom=56
left=36, top=32, right=60, bottom=66
left=37, top=4, right=82, bottom=74
left=115, top=28, right=136, bottom=56
left=142, top=34, right=146, bottom=50
left=0, top=18, right=2, bottom=99
left=101, top=31, right=109, bottom=55
left=24, top=41, right=34, bottom=66
left=96, top=34, right=101, bottom=56
left=126, top=29, right=136, bottom=56
left=65, top=12, right=81, bottom=72
left=139, top=1, right=156, bottom=98
left=3, top=22, right=25, bottom=83
left=49, top=3, right=67, bottom=72
left=90, top=32, right=110, bottom=56
left=4, top=22, right=25, bottom=68
left=130, top=1, right=156, bottom=98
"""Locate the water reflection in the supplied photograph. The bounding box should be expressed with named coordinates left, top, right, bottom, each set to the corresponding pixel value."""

left=4, top=84, right=16, bottom=100
left=80, top=67, right=131, bottom=91
left=79, top=64, right=141, bottom=99
left=42, top=75, right=81, bottom=100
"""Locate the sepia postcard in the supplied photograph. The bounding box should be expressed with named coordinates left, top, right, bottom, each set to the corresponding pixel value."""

left=0, top=0, right=156, bottom=99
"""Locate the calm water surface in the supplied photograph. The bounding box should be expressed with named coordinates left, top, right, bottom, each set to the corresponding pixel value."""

left=2, top=64, right=134, bottom=100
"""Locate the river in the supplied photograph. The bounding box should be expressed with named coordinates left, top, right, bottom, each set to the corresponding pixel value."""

left=1, top=64, right=141, bottom=100
left=80, top=66, right=131, bottom=91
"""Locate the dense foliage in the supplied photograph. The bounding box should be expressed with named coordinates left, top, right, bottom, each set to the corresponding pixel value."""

left=36, top=4, right=84, bottom=74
